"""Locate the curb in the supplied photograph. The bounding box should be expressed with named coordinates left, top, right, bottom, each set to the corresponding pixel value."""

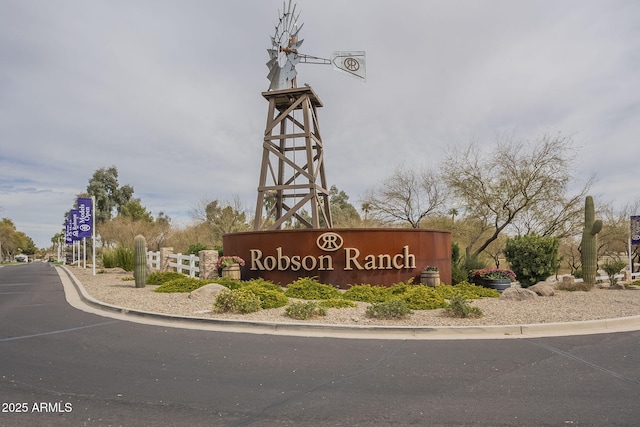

left=58, top=266, right=640, bottom=340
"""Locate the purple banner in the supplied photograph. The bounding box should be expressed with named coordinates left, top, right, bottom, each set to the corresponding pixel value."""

left=70, top=209, right=80, bottom=241
left=631, top=216, right=640, bottom=245
left=77, top=198, right=93, bottom=238
left=65, top=217, right=73, bottom=244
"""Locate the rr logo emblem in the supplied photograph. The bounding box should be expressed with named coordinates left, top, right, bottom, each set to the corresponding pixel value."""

left=316, top=232, right=343, bottom=252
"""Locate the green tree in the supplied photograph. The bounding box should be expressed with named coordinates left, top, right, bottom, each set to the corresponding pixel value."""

left=328, top=185, right=361, bottom=227
left=504, top=234, right=560, bottom=287
left=190, top=197, right=250, bottom=248
left=86, top=166, right=134, bottom=223
left=119, top=200, right=153, bottom=222
left=13, top=231, right=37, bottom=256
left=0, top=218, right=17, bottom=260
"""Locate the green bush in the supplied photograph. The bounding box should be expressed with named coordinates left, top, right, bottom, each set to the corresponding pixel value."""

left=504, top=234, right=559, bottom=287
left=214, top=288, right=262, bottom=314
left=451, top=242, right=470, bottom=285
left=285, top=301, right=327, bottom=320
left=241, top=278, right=283, bottom=292
left=342, top=284, right=389, bottom=303
left=436, top=282, right=500, bottom=299
left=386, top=281, right=415, bottom=296
left=241, top=282, right=288, bottom=309
left=146, top=271, right=185, bottom=285
left=444, top=294, right=483, bottom=318
left=401, top=285, right=448, bottom=310
left=366, top=300, right=413, bottom=319
left=102, top=246, right=134, bottom=271
left=155, top=277, right=212, bottom=293
left=186, top=243, right=209, bottom=255
left=214, top=276, right=244, bottom=290
left=602, top=259, right=627, bottom=286
left=102, top=249, right=116, bottom=269
left=318, top=298, right=357, bottom=309
left=284, top=277, right=340, bottom=300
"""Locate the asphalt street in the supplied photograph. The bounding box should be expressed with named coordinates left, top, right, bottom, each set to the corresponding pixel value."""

left=1, top=262, right=640, bottom=426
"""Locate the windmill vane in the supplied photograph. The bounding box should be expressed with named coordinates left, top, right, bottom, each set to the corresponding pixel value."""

left=266, top=0, right=366, bottom=91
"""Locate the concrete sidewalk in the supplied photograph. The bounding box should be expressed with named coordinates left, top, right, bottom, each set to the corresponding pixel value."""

left=58, top=266, right=640, bottom=340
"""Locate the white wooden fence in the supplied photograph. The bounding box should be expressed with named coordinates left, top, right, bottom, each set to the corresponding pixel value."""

left=147, top=251, right=200, bottom=278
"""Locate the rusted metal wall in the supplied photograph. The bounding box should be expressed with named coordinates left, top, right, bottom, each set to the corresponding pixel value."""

left=223, top=228, right=451, bottom=288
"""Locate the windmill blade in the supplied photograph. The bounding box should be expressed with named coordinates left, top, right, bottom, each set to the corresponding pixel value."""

left=331, top=51, right=366, bottom=82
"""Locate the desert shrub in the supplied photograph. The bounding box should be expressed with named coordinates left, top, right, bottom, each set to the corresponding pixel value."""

left=401, top=285, right=448, bottom=310
left=602, top=259, right=627, bottom=286
left=241, top=282, right=288, bottom=309
left=102, top=249, right=116, bottom=269
left=121, top=276, right=134, bottom=281
left=284, top=277, right=340, bottom=300
left=436, top=282, right=500, bottom=299
left=318, top=298, right=357, bottom=309
left=146, top=271, right=185, bottom=286
left=386, top=280, right=415, bottom=296
left=214, top=288, right=262, bottom=314
left=504, top=234, right=559, bottom=287
left=213, top=276, right=244, bottom=290
left=366, top=300, right=413, bottom=319
left=444, top=294, right=483, bottom=318
left=285, top=301, right=327, bottom=320
left=102, top=246, right=134, bottom=271
left=557, top=281, right=592, bottom=292
left=342, top=284, right=389, bottom=303
left=241, top=278, right=282, bottom=292
left=155, top=277, right=212, bottom=293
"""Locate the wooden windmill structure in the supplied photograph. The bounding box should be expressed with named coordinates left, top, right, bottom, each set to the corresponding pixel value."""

left=253, top=1, right=364, bottom=230
left=253, top=86, right=332, bottom=230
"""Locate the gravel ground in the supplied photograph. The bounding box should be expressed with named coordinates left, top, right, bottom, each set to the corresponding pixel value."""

left=66, top=266, right=640, bottom=327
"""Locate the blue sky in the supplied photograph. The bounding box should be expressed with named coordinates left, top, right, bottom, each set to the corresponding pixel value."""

left=1, top=0, right=639, bottom=247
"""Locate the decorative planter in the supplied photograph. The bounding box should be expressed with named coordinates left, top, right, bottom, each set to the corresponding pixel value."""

left=421, top=270, right=440, bottom=287
left=221, top=264, right=241, bottom=280
left=476, top=278, right=512, bottom=293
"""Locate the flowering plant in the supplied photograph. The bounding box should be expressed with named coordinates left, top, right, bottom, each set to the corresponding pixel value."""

left=422, top=266, right=439, bottom=272
left=216, top=255, right=245, bottom=270
left=471, top=268, right=516, bottom=281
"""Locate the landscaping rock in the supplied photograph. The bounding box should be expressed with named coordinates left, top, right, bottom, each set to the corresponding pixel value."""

left=528, top=283, right=555, bottom=296
left=188, top=283, right=227, bottom=300
left=499, top=287, right=538, bottom=301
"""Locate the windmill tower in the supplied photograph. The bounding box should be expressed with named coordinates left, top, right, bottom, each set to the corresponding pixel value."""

left=253, top=85, right=331, bottom=230
left=253, top=1, right=364, bottom=230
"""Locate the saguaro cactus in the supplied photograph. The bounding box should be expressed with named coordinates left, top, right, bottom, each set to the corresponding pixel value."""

left=580, top=196, right=602, bottom=286
left=133, top=234, right=147, bottom=288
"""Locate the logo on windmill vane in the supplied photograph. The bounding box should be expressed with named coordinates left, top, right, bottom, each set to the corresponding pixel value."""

left=343, top=57, right=360, bottom=71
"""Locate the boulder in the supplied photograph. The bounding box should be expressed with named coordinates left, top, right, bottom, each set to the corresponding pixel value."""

left=528, top=283, right=555, bottom=296
left=499, top=287, right=538, bottom=301
left=188, top=283, right=227, bottom=300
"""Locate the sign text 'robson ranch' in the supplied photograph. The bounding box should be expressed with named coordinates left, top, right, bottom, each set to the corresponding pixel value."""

left=250, top=245, right=417, bottom=272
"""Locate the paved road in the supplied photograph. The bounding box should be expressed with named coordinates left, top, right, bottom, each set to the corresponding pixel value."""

left=1, top=262, right=640, bottom=426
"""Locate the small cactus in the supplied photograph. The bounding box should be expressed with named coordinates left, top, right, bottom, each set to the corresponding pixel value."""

left=580, top=196, right=602, bottom=286
left=133, top=234, right=147, bottom=288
